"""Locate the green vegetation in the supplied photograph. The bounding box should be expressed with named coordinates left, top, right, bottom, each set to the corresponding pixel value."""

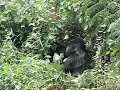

left=0, top=0, right=120, bottom=89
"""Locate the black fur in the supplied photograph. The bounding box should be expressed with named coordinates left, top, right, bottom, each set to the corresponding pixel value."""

left=63, top=37, right=91, bottom=73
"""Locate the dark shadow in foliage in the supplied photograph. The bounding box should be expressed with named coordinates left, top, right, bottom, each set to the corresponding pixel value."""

left=63, top=37, right=91, bottom=74
left=47, top=42, right=66, bottom=63
left=11, top=19, right=32, bottom=48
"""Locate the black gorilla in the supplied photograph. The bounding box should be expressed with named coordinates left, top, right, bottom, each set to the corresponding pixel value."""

left=63, top=37, right=91, bottom=73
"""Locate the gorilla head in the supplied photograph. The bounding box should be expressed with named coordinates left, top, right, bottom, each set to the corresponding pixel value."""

left=65, top=37, right=86, bottom=56
left=63, top=37, right=91, bottom=73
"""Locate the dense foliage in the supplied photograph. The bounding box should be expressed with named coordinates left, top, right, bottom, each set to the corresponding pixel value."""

left=0, top=0, right=120, bottom=89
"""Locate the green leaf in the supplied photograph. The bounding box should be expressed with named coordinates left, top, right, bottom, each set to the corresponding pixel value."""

left=1, top=63, right=10, bottom=76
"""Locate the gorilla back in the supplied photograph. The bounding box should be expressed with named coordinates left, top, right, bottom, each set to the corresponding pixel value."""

left=63, top=37, right=91, bottom=73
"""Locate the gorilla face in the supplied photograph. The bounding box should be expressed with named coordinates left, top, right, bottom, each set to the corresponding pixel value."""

left=65, top=37, right=86, bottom=57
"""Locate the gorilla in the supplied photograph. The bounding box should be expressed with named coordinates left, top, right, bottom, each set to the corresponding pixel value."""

left=63, top=37, right=91, bottom=73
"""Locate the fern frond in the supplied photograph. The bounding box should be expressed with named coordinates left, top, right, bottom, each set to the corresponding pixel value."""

left=81, top=0, right=98, bottom=13
left=107, top=1, right=120, bottom=14
left=89, top=9, right=109, bottom=28
left=88, top=1, right=120, bottom=29
left=108, top=18, right=120, bottom=39
left=84, top=2, right=107, bottom=19
left=105, top=10, right=120, bottom=24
